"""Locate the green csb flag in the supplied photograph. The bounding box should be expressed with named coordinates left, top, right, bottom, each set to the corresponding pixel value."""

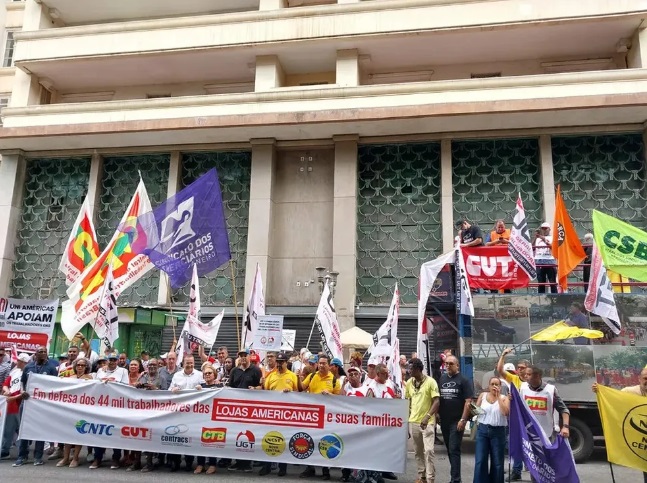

left=592, top=210, right=647, bottom=282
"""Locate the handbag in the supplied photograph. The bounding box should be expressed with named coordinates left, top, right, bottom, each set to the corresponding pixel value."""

left=469, top=401, right=484, bottom=420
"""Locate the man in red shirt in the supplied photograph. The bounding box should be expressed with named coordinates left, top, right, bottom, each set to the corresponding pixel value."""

left=1, top=353, right=30, bottom=459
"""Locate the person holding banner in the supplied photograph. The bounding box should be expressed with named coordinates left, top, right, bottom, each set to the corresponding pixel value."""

left=193, top=364, right=219, bottom=475
left=1, top=353, right=29, bottom=460
left=13, top=346, right=58, bottom=468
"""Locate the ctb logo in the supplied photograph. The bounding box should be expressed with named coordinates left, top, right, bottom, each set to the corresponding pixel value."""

left=236, top=430, right=256, bottom=452
left=201, top=427, right=227, bottom=447
left=121, top=426, right=151, bottom=440
left=75, top=420, right=115, bottom=436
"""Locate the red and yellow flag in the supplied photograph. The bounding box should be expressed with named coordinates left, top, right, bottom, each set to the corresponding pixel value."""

left=62, top=179, right=154, bottom=340
left=551, top=185, right=586, bottom=291
left=59, top=195, right=100, bottom=286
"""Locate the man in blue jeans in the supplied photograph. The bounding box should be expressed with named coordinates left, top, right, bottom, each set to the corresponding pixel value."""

left=438, top=355, right=473, bottom=483
left=13, top=346, right=58, bottom=467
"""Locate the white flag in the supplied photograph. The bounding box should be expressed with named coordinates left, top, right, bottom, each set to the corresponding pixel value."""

left=367, top=284, right=399, bottom=359
left=94, top=264, right=119, bottom=347
left=584, top=242, right=621, bottom=334
left=509, top=193, right=537, bottom=279
left=314, top=281, right=343, bottom=361
left=177, top=264, right=201, bottom=364
left=418, top=251, right=455, bottom=370
left=176, top=310, right=225, bottom=365
left=242, top=263, right=265, bottom=350
left=62, top=179, right=154, bottom=340
left=389, top=338, right=404, bottom=398
left=455, top=241, right=475, bottom=317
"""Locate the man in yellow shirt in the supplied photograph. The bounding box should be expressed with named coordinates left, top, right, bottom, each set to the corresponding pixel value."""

left=405, top=358, right=440, bottom=483
left=300, top=354, right=340, bottom=480
left=302, top=354, right=341, bottom=395
left=259, top=352, right=297, bottom=477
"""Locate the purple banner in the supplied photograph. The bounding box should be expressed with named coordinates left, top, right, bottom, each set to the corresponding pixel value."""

left=132, top=169, right=231, bottom=288
left=509, top=385, right=580, bottom=483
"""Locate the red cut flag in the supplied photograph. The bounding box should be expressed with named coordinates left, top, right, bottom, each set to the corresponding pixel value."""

left=551, top=185, right=586, bottom=291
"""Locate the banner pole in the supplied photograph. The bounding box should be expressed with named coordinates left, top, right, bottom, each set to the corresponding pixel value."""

left=165, top=275, right=177, bottom=344
left=608, top=462, right=616, bottom=483
left=229, top=260, right=241, bottom=351
left=305, top=319, right=317, bottom=352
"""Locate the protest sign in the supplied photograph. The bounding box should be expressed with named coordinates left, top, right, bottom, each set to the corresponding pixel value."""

left=281, top=329, right=297, bottom=351
left=0, top=297, right=58, bottom=352
left=253, top=315, right=284, bottom=351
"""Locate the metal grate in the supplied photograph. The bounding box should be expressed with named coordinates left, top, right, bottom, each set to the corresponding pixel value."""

left=12, top=157, right=92, bottom=298
left=98, top=154, right=170, bottom=305
left=357, top=143, right=442, bottom=306
left=552, top=134, right=647, bottom=234
left=452, top=138, right=543, bottom=232
left=172, top=151, right=251, bottom=306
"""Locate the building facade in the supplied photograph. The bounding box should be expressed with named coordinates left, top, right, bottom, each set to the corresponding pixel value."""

left=1, top=0, right=647, bottom=355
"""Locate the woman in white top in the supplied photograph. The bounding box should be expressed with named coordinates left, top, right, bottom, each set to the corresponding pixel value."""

left=473, top=377, right=510, bottom=483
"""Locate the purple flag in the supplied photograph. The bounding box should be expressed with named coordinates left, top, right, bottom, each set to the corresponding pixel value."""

left=133, top=169, right=231, bottom=288
left=509, top=385, right=579, bottom=483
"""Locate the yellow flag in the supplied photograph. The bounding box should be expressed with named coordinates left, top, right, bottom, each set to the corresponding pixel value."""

left=597, top=385, right=647, bottom=472
left=530, top=321, right=604, bottom=342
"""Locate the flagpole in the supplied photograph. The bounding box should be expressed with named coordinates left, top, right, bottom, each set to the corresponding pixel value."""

left=165, top=275, right=177, bottom=343
left=90, top=255, right=113, bottom=352
left=229, top=260, right=241, bottom=351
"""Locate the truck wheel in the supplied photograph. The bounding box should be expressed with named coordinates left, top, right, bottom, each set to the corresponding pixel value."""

left=569, top=417, right=594, bottom=463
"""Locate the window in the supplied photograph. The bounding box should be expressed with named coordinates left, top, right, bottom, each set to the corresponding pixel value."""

left=0, top=97, right=8, bottom=125
left=3, top=32, right=15, bottom=68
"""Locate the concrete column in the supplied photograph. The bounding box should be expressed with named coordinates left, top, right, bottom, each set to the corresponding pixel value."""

left=87, top=152, right=103, bottom=220
left=22, top=0, right=49, bottom=31
left=332, top=134, right=359, bottom=331
left=627, top=28, right=647, bottom=68
left=255, top=56, right=285, bottom=91
left=158, top=151, right=182, bottom=305
left=0, top=151, right=26, bottom=296
left=539, top=135, right=556, bottom=224
left=259, top=0, right=288, bottom=9
left=245, top=139, right=277, bottom=304
left=10, top=70, right=42, bottom=107
left=441, top=139, right=455, bottom=253
left=336, top=49, right=360, bottom=87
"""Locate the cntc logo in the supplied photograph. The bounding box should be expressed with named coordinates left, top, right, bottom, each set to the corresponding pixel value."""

left=75, top=420, right=115, bottom=436
left=236, top=430, right=256, bottom=452
left=622, top=403, right=647, bottom=462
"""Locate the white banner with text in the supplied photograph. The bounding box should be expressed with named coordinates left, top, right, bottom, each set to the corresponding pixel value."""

left=20, top=374, right=408, bottom=471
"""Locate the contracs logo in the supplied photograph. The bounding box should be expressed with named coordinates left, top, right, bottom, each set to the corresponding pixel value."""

left=236, top=431, right=256, bottom=452
left=622, top=403, right=647, bottom=462
left=201, top=427, right=227, bottom=448
left=289, top=432, right=314, bottom=460
left=524, top=396, right=548, bottom=413
left=75, top=420, right=115, bottom=436
left=161, top=424, right=192, bottom=447
left=318, top=434, right=344, bottom=460
left=262, top=431, right=286, bottom=457
left=212, top=398, right=324, bottom=429
left=121, top=426, right=152, bottom=440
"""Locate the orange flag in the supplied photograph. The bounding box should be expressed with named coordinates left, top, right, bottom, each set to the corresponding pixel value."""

left=552, top=185, right=586, bottom=290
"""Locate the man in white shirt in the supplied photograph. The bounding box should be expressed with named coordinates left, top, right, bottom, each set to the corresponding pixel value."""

left=95, top=352, right=128, bottom=384
left=365, top=363, right=397, bottom=398
left=169, top=355, right=203, bottom=392
left=533, top=222, right=557, bottom=294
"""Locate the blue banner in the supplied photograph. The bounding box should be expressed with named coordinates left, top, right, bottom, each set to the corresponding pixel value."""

left=132, top=169, right=231, bottom=288
left=509, top=385, right=579, bottom=483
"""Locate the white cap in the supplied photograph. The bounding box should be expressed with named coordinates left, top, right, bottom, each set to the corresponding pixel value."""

left=17, top=353, right=31, bottom=363
left=367, top=356, right=379, bottom=366
left=540, top=222, right=550, bottom=228
left=503, top=362, right=516, bottom=372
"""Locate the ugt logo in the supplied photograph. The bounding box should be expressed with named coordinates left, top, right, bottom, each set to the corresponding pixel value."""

left=236, top=430, right=255, bottom=451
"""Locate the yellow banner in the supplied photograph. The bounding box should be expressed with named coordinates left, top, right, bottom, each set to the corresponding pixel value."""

left=530, top=321, right=603, bottom=342
left=597, top=385, right=647, bottom=473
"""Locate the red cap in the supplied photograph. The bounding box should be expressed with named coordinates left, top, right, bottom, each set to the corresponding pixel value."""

left=249, top=354, right=260, bottom=363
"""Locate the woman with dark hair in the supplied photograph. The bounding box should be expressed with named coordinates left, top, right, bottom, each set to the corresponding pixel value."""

left=128, top=358, right=144, bottom=386
left=473, top=376, right=510, bottom=483
left=57, top=358, right=93, bottom=468
left=220, top=356, right=234, bottom=386
left=126, top=358, right=145, bottom=471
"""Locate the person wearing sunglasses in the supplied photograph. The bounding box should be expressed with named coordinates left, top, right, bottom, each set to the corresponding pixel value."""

left=13, top=346, right=58, bottom=468
left=193, top=364, right=219, bottom=475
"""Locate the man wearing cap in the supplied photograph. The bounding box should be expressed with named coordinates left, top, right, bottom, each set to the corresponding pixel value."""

left=1, top=353, right=30, bottom=459
left=534, top=222, right=557, bottom=294
left=456, top=219, right=484, bottom=247
left=406, top=358, right=440, bottom=483
left=228, top=349, right=262, bottom=472
left=329, top=358, right=347, bottom=390
left=13, top=346, right=58, bottom=467
left=95, top=352, right=129, bottom=384
left=258, top=352, right=297, bottom=477
left=363, top=356, right=378, bottom=386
